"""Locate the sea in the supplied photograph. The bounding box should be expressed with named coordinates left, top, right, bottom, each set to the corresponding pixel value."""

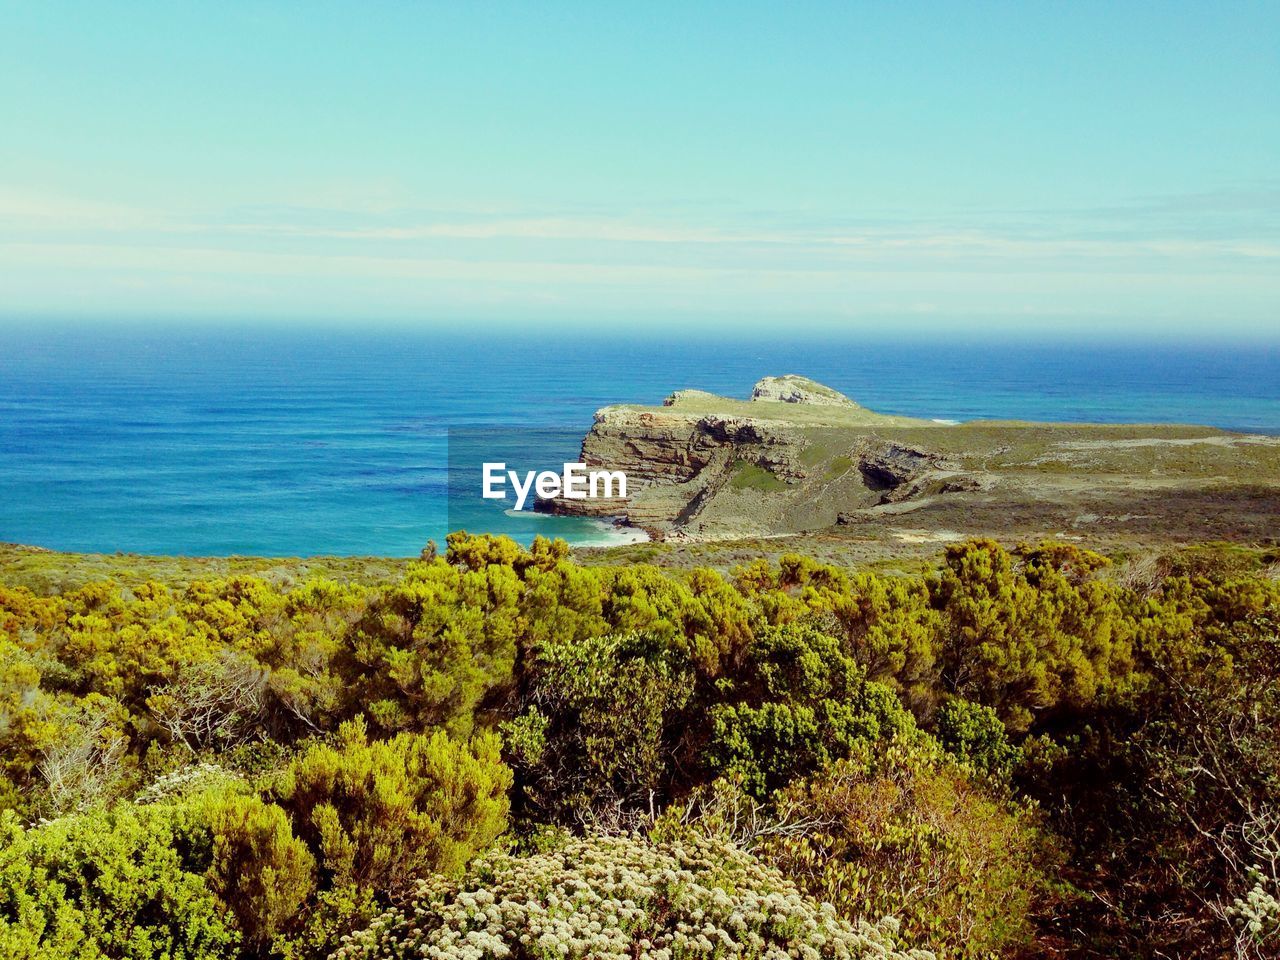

left=2, top=324, right=1278, bottom=557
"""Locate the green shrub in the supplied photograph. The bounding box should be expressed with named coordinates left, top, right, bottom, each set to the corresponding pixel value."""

left=935, top=697, right=1017, bottom=777
left=596, top=564, right=753, bottom=677
left=0, top=812, right=91, bottom=959
left=706, top=623, right=917, bottom=795
left=825, top=572, right=942, bottom=715
left=0, top=805, right=237, bottom=960
left=736, top=555, right=944, bottom=716
left=1019, top=570, right=1280, bottom=956
left=503, top=631, right=693, bottom=820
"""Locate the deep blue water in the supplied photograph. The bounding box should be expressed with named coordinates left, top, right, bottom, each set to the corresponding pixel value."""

left=1, top=325, right=1278, bottom=557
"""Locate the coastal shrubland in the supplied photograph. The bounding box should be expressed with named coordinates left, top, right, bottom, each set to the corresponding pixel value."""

left=0, top=533, right=1277, bottom=958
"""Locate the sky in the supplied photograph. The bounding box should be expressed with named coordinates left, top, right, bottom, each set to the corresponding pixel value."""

left=1, top=1, right=1277, bottom=338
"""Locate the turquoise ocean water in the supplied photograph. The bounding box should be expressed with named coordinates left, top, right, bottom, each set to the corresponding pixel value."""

left=1, top=325, right=1277, bottom=557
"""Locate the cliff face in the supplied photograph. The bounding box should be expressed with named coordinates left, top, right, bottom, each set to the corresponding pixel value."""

left=541, top=407, right=703, bottom=522
left=540, top=405, right=798, bottom=527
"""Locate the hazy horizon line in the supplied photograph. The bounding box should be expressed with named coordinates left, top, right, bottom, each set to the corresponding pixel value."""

left=3, top=313, right=1278, bottom=351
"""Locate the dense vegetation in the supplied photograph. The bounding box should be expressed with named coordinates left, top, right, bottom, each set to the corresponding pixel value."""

left=1, top=534, right=1277, bottom=958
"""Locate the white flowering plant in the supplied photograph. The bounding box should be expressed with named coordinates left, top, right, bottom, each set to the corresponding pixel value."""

left=331, top=832, right=933, bottom=960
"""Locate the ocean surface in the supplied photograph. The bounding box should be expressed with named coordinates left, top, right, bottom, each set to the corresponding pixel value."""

left=2, top=325, right=1278, bottom=557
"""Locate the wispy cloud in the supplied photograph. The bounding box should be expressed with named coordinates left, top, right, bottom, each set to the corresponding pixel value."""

left=197, top=217, right=1280, bottom=262
left=2, top=185, right=1277, bottom=329
left=6, top=184, right=1276, bottom=260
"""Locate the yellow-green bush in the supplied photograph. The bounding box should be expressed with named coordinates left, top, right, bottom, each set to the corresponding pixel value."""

left=201, top=792, right=316, bottom=951
left=930, top=540, right=1135, bottom=732
left=278, top=716, right=511, bottom=890
left=762, top=741, right=1056, bottom=960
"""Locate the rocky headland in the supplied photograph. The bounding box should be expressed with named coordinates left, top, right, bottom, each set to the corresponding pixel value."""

left=542, top=375, right=1280, bottom=550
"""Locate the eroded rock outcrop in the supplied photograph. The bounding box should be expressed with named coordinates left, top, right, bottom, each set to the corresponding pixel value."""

left=750, top=375, right=859, bottom=407
left=853, top=439, right=952, bottom=498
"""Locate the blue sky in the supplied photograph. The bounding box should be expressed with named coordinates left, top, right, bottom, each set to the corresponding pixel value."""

left=1, top=1, right=1277, bottom=337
